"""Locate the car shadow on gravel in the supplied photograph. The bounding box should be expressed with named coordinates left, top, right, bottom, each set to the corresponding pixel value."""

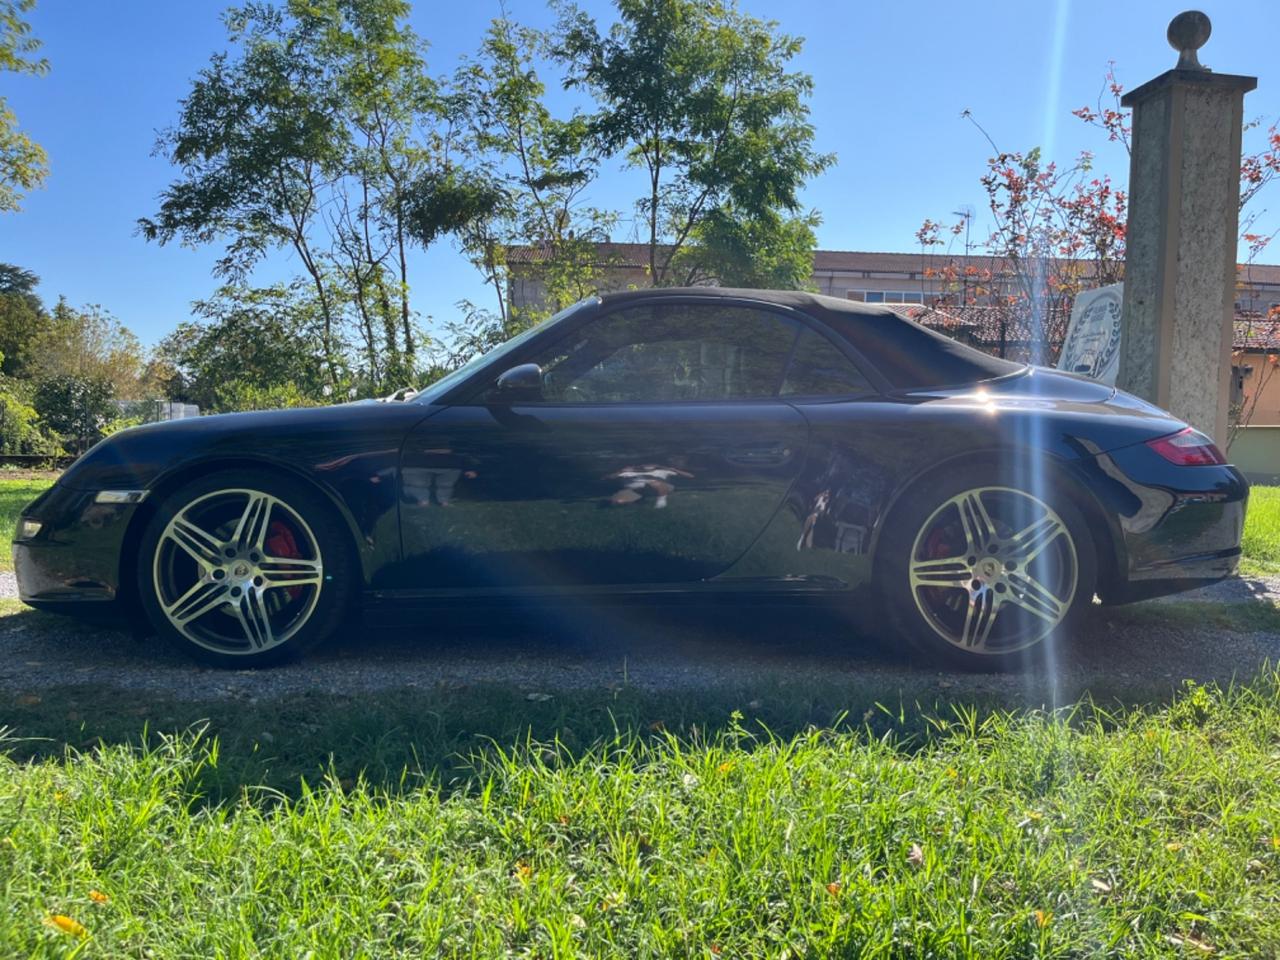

left=3, top=593, right=1279, bottom=800
left=2, top=591, right=1278, bottom=697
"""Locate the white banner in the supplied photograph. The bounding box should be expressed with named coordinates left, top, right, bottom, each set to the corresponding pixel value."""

left=1058, top=282, right=1123, bottom=385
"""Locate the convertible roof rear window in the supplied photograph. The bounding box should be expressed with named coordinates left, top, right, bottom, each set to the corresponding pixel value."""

left=811, top=302, right=1025, bottom=389
left=597, top=289, right=1025, bottom=390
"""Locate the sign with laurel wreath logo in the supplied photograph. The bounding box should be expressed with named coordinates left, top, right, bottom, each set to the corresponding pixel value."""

left=1058, top=283, right=1123, bottom=385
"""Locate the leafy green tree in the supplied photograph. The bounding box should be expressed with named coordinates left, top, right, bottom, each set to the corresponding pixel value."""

left=0, top=262, right=48, bottom=375
left=152, top=284, right=333, bottom=412
left=298, top=0, right=447, bottom=383
left=143, top=0, right=495, bottom=390
left=554, top=0, right=831, bottom=287
left=140, top=3, right=347, bottom=379
left=32, top=374, right=116, bottom=454
left=0, top=0, right=48, bottom=212
left=675, top=205, right=821, bottom=289
left=0, top=376, right=57, bottom=454
left=29, top=298, right=146, bottom=398
left=449, top=15, right=615, bottom=339
left=213, top=380, right=320, bottom=413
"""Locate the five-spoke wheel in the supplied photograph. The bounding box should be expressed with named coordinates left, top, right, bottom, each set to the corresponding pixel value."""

left=138, top=470, right=351, bottom=666
left=879, top=469, right=1096, bottom=670
left=909, top=487, right=1078, bottom=654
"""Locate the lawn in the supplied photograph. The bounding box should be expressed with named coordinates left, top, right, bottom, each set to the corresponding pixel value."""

left=4, top=677, right=1280, bottom=956
left=1242, top=484, right=1280, bottom=575
left=2, top=475, right=1280, bottom=956
left=0, top=473, right=56, bottom=571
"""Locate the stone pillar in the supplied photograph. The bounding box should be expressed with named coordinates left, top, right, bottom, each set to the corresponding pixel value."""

left=1117, top=11, right=1256, bottom=444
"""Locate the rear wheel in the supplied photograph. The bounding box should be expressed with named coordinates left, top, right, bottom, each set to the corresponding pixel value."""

left=879, top=467, right=1096, bottom=671
left=137, top=469, right=354, bottom=667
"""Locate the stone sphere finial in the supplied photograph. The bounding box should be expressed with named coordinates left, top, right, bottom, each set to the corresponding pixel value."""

left=1167, top=10, right=1211, bottom=70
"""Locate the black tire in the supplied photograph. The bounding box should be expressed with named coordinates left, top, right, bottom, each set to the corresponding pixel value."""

left=876, top=464, right=1097, bottom=672
left=136, top=468, right=355, bottom=668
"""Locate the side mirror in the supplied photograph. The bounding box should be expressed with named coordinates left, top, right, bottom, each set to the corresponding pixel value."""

left=494, top=363, right=544, bottom=402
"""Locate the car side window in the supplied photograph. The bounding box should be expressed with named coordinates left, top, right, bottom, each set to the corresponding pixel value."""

left=780, top=327, right=874, bottom=398
left=526, top=303, right=800, bottom=403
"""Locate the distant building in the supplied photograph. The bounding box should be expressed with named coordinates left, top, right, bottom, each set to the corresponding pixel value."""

left=507, top=243, right=1280, bottom=314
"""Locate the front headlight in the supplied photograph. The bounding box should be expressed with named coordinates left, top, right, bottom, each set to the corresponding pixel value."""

left=15, top=518, right=42, bottom=541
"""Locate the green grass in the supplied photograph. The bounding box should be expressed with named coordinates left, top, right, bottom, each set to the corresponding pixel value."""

left=4, top=675, right=1280, bottom=956
left=1242, top=485, right=1280, bottom=576
left=0, top=475, right=54, bottom=571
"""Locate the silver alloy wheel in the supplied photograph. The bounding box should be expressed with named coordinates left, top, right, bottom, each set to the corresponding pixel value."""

left=152, top=488, right=324, bottom=655
left=908, top=486, right=1078, bottom=654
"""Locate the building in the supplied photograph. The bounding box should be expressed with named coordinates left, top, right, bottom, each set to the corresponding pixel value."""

left=508, top=243, right=1280, bottom=315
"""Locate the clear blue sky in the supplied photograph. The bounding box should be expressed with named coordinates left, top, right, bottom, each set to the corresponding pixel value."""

left=2, top=0, right=1278, bottom=349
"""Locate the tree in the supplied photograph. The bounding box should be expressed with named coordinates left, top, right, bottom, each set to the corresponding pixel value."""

left=0, top=375, right=57, bottom=454
left=0, top=262, right=48, bottom=375
left=922, top=135, right=1126, bottom=363
left=442, top=14, right=615, bottom=354
left=554, top=0, right=831, bottom=287
left=142, top=0, right=492, bottom=391
left=29, top=298, right=146, bottom=398
left=152, top=283, right=334, bottom=412
left=32, top=374, right=116, bottom=454
left=916, top=94, right=1130, bottom=364
left=673, top=205, right=820, bottom=289
left=0, top=0, right=48, bottom=212
left=917, top=60, right=1279, bottom=407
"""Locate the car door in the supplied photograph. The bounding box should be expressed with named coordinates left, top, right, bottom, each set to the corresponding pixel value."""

left=393, top=299, right=811, bottom=592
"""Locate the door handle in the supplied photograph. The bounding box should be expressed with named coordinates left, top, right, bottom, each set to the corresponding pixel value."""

left=727, top=442, right=792, bottom=466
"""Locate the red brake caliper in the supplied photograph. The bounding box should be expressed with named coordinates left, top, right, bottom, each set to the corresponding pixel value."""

left=923, top=527, right=962, bottom=611
left=264, top=520, right=304, bottom=602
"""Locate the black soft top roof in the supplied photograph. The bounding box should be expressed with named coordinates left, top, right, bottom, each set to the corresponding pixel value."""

left=597, top=287, right=1025, bottom=390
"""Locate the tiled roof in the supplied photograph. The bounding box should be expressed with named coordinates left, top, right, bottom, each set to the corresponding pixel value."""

left=812, top=250, right=1280, bottom=287
left=897, top=304, right=1280, bottom=352
left=1235, top=315, right=1280, bottom=351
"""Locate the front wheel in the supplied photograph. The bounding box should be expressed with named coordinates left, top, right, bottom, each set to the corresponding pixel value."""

left=878, top=468, right=1097, bottom=671
left=137, top=469, right=354, bottom=668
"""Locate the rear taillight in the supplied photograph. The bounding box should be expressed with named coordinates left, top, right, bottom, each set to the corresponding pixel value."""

left=1145, top=427, right=1226, bottom=466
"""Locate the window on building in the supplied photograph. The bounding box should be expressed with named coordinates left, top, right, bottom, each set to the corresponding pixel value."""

left=855, top=290, right=926, bottom=305
left=1232, top=364, right=1253, bottom=408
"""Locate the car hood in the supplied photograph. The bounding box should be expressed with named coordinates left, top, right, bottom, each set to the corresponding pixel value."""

left=59, top=401, right=433, bottom=492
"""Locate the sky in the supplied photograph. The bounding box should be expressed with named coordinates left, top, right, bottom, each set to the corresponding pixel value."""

left=2, top=0, right=1279, bottom=350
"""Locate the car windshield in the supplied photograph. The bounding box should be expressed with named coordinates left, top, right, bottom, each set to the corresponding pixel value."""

left=412, top=298, right=599, bottom=404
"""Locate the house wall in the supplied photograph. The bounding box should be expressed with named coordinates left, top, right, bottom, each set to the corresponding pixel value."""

left=1237, top=351, right=1280, bottom=427
left=1229, top=425, right=1280, bottom=483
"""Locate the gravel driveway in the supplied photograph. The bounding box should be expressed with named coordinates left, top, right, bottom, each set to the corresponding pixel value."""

left=2, top=573, right=1278, bottom=705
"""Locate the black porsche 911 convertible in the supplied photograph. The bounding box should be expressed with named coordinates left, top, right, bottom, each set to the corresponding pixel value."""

left=13, top=288, right=1248, bottom=670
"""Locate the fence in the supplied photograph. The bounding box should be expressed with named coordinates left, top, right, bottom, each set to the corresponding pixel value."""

left=0, top=453, right=75, bottom=469
left=117, top=400, right=201, bottom=421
